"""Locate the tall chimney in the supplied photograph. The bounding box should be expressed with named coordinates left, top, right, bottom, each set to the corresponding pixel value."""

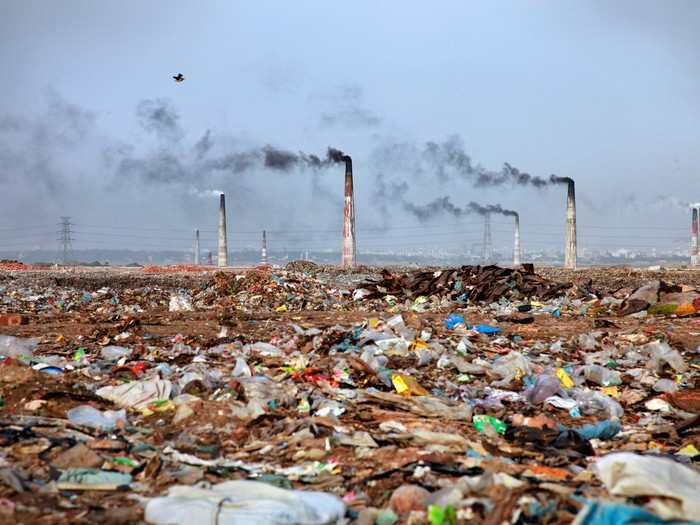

left=513, top=213, right=521, bottom=266
left=481, top=212, right=493, bottom=264
left=564, top=180, right=577, bottom=269
left=691, top=207, right=698, bottom=267
left=194, top=229, right=200, bottom=265
left=341, top=156, right=356, bottom=268
left=218, top=193, right=228, bottom=267
left=261, top=230, right=268, bottom=265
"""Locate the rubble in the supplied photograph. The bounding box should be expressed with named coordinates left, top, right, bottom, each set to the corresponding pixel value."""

left=1, top=264, right=700, bottom=523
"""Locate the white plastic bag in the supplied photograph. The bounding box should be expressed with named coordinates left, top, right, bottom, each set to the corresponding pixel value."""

left=145, top=480, right=346, bottom=525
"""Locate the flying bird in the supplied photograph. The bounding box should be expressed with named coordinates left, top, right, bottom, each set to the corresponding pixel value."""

left=173, top=73, right=185, bottom=83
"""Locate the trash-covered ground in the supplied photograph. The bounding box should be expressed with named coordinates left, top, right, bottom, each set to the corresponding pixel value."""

left=1, top=264, right=700, bottom=524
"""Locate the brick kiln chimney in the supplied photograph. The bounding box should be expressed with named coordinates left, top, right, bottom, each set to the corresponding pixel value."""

left=194, top=229, right=200, bottom=265
left=261, top=230, right=268, bottom=265
left=691, top=206, right=698, bottom=267
left=218, top=193, right=228, bottom=267
left=513, top=213, right=521, bottom=266
left=341, top=156, right=356, bottom=268
left=564, top=180, right=577, bottom=269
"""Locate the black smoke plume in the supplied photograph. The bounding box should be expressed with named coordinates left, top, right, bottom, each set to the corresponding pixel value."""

left=466, top=202, right=518, bottom=217
left=549, top=175, right=574, bottom=184
left=136, top=99, right=183, bottom=142
left=396, top=194, right=519, bottom=222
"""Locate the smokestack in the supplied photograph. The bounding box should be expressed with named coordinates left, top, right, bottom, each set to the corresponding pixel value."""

left=194, top=229, right=200, bottom=265
left=513, top=213, right=521, bottom=266
left=218, top=193, right=228, bottom=267
left=564, top=180, right=577, bottom=269
left=341, top=156, right=356, bottom=268
left=691, top=207, right=698, bottom=267
left=261, top=230, right=268, bottom=265
left=481, top=212, right=493, bottom=264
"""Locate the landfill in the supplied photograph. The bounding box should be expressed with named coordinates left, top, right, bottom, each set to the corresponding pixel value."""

left=1, top=263, right=700, bottom=524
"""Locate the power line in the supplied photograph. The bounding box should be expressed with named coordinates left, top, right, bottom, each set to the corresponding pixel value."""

left=57, top=216, right=74, bottom=264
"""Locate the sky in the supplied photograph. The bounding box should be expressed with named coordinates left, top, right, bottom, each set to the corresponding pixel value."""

left=1, top=0, right=699, bottom=258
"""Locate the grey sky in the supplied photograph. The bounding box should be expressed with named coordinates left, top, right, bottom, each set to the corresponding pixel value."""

left=1, top=0, right=698, bottom=257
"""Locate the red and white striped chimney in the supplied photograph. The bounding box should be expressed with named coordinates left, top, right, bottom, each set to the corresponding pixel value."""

left=564, top=180, right=577, bottom=269
left=341, top=156, right=356, bottom=268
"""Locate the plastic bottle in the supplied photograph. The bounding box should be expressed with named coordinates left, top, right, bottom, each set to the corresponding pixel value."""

left=526, top=375, right=562, bottom=404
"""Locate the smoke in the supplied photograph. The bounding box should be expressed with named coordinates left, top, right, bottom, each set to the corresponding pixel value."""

left=402, top=196, right=468, bottom=221
left=111, top=99, right=349, bottom=189
left=136, top=98, right=183, bottom=142
left=194, top=129, right=212, bottom=159
left=550, top=174, right=574, bottom=184
left=655, top=196, right=700, bottom=210
left=317, top=83, right=382, bottom=129
left=0, top=90, right=95, bottom=193
left=466, top=202, right=518, bottom=217
left=373, top=135, right=567, bottom=191
left=261, top=146, right=348, bottom=171
left=394, top=193, right=519, bottom=222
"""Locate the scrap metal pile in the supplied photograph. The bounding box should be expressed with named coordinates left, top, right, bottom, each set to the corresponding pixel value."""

left=356, top=265, right=573, bottom=303
left=0, top=265, right=700, bottom=524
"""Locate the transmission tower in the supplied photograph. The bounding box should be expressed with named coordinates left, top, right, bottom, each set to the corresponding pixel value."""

left=57, top=217, right=74, bottom=265
left=481, top=213, right=493, bottom=264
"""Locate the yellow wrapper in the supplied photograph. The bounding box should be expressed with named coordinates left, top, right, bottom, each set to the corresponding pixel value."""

left=600, top=386, right=619, bottom=398
left=556, top=368, right=575, bottom=388
left=392, top=373, right=428, bottom=396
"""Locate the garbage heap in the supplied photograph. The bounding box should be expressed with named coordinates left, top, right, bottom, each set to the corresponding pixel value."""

left=355, top=264, right=572, bottom=303
left=0, top=265, right=699, bottom=524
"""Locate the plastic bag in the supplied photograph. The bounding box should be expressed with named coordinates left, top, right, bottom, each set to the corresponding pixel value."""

left=574, top=365, right=621, bottom=386
left=0, top=335, right=39, bottom=361
left=525, top=374, right=562, bottom=404
left=573, top=389, right=624, bottom=419
left=594, top=452, right=700, bottom=521
left=66, top=405, right=127, bottom=431
left=100, top=345, right=132, bottom=360
left=491, top=351, right=531, bottom=387
left=645, top=341, right=688, bottom=374
left=144, top=480, right=346, bottom=525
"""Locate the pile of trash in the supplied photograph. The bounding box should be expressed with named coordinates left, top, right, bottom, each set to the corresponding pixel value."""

left=619, top=279, right=700, bottom=317
left=1, top=264, right=700, bottom=524
left=205, top=269, right=350, bottom=312
left=143, top=265, right=212, bottom=274
left=355, top=265, right=572, bottom=304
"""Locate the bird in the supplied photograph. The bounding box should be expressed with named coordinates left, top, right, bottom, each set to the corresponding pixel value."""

left=173, top=73, right=185, bottom=83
